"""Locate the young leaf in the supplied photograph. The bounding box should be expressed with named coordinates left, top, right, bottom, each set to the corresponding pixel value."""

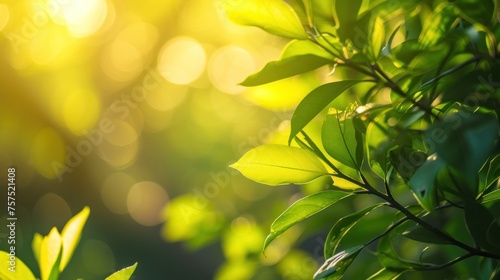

left=60, top=206, right=90, bottom=271
left=324, top=204, right=384, bottom=258
left=240, top=54, right=331, bottom=86
left=0, top=252, right=36, bottom=280
left=105, top=262, right=138, bottom=280
left=408, top=154, right=445, bottom=212
left=40, top=228, right=63, bottom=280
left=264, top=190, right=353, bottom=250
left=289, top=80, right=369, bottom=144
left=464, top=201, right=500, bottom=254
left=230, top=144, right=329, bottom=186
left=482, top=189, right=500, bottom=205
left=314, top=245, right=364, bottom=280
left=219, top=0, right=308, bottom=39
left=322, top=108, right=362, bottom=170
left=366, top=16, right=385, bottom=61
left=32, top=232, right=43, bottom=265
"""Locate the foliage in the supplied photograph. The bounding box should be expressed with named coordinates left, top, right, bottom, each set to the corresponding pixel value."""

left=0, top=207, right=137, bottom=280
left=226, top=0, right=500, bottom=278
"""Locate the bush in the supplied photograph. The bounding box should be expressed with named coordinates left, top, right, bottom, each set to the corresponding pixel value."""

left=225, top=0, right=500, bottom=278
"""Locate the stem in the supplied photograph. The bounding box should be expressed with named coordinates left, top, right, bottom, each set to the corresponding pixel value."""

left=420, top=56, right=481, bottom=89
left=372, top=63, right=440, bottom=119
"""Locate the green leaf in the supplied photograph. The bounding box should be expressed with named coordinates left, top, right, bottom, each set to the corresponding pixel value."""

left=32, top=232, right=43, bottom=265
left=389, top=147, right=427, bottom=182
left=408, top=154, right=445, bottom=212
left=456, top=0, right=494, bottom=26
left=105, top=263, right=138, bottom=280
left=322, top=107, right=363, bottom=170
left=0, top=253, right=36, bottom=280
left=231, top=144, right=329, bottom=186
left=377, top=233, right=435, bottom=270
left=482, top=189, right=500, bottom=204
left=219, top=0, right=308, bottom=39
left=314, top=245, right=364, bottom=280
left=366, top=268, right=405, bottom=280
left=402, top=225, right=453, bottom=245
left=426, top=111, right=499, bottom=192
left=485, top=155, right=500, bottom=191
left=366, top=16, right=385, bottom=61
left=241, top=55, right=331, bottom=86
left=40, top=228, right=63, bottom=280
left=464, top=201, right=500, bottom=253
left=408, top=46, right=449, bottom=75
left=289, top=80, right=369, bottom=144
left=324, top=204, right=384, bottom=258
left=60, top=206, right=90, bottom=271
left=264, top=190, right=353, bottom=250
left=335, top=0, right=363, bottom=41
left=418, top=3, right=458, bottom=48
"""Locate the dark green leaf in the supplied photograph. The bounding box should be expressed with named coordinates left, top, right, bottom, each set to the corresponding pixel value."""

left=264, top=190, right=353, bottom=251
left=314, top=245, right=364, bottom=280
left=408, top=46, right=449, bottom=75
left=425, top=111, right=499, bottom=193
left=485, top=155, right=500, bottom=191
left=241, top=54, right=331, bottom=86
left=289, top=80, right=369, bottom=144
left=324, top=204, right=384, bottom=258
left=464, top=201, right=500, bottom=254
left=335, top=0, right=363, bottom=42
left=377, top=233, right=436, bottom=270
left=390, top=147, right=427, bottom=182
left=403, top=225, right=453, bottom=245
left=408, top=154, right=445, bottom=212
left=367, top=268, right=405, bottom=280
left=230, top=144, right=329, bottom=186
left=322, top=107, right=362, bottom=169
left=456, top=0, right=494, bottom=26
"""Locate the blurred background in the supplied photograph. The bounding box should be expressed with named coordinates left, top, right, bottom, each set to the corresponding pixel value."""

left=0, top=0, right=336, bottom=279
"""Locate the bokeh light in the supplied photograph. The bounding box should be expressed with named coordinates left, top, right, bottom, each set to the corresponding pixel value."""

left=30, top=127, right=66, bottom=179
left=48, top=0, right=108, bottom=37
left=157, top=36, right=206, bottom=85
left=101, top=172, right=136, bottom=214
left=208, top=45, right=256, bottom=94
left=81, top=239, right=115, bottom=276
left=0, top=4, right=10, bottom=31
left=127, top=181, right=168, bottom=226
left=32, top=193, right=72, bottom=232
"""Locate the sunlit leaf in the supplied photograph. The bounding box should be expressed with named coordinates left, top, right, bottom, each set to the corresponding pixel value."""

left=60, top=206, right=90, bottom=271
left=335, top=0, right=363, bottom=41
left=40, top=228, right=63, bottom=280
left=264, top=190, right=353, bottom=250
left=366, top=16, right=385, bottom=61
left=231, top=144, right=329, bottom=186
left=485, top=155, right=500, bottom=191
left=105, top=262, right=138, bottom=280
left=408, top=154, right=445, bottom=212
left=314, top=245, right=364, bottom=280
left=289, top=80, right=369, bottom=144
left=366, top=267, right=405, bottom=280
left=464, top=201, right=500, bottom=254
left=418, top=3, right=458, bottom=48
left=32, top=232, right=43, bottom=265
left=219, top=0, right=308, bottom=39
left=0, top=252, right=36, bottom=280
left=322, top=108, right=363, bottom=170
left=408, top=46, right=449, bottom=75
left=241, top=55, right=331, bottom=86
left=482, top=189, right=500, bottom=204
left=324, top=204, right=384, bottom=258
